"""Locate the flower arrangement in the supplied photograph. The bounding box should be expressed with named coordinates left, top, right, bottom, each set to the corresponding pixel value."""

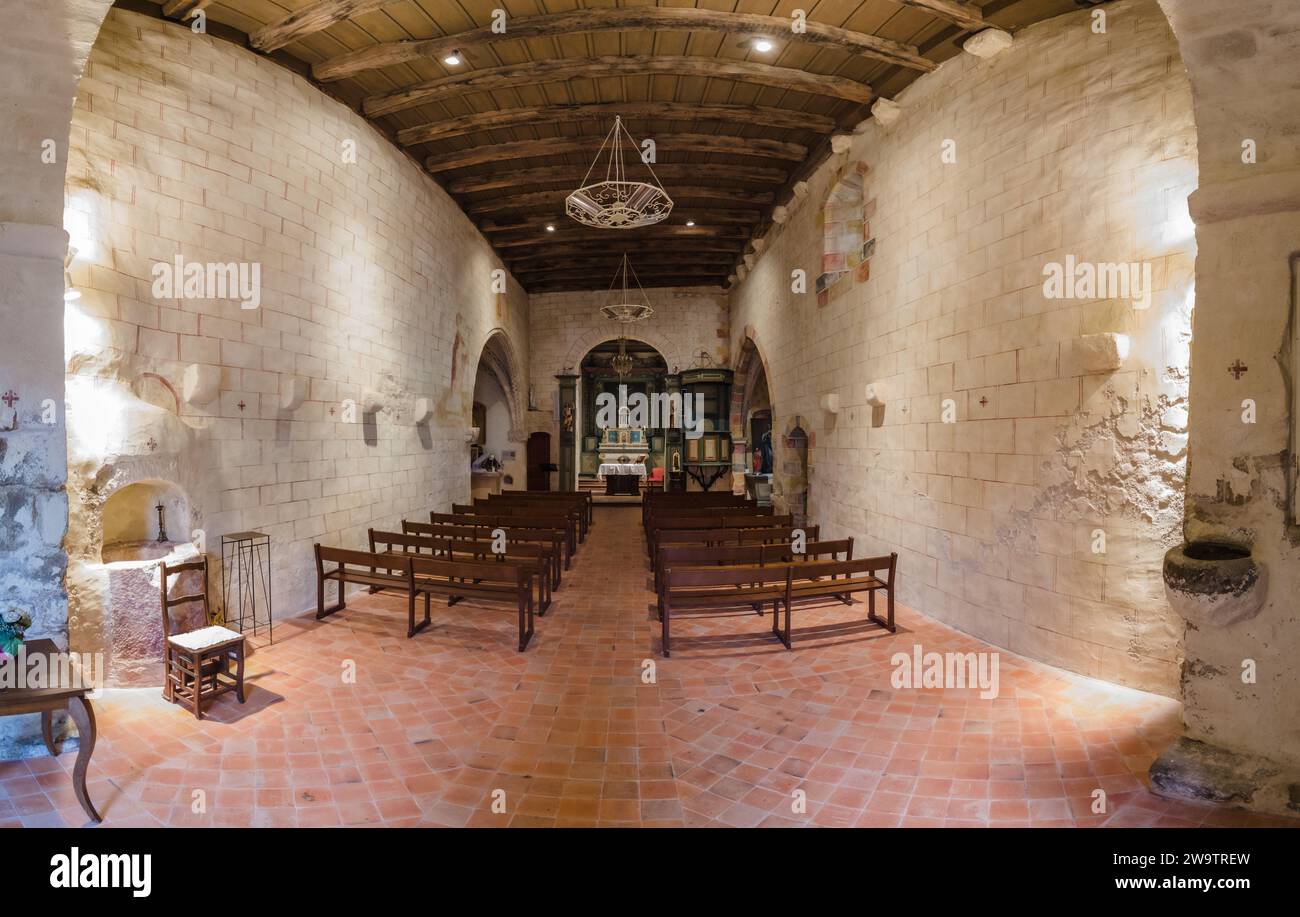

left=0, top=609, right=32, bottom=660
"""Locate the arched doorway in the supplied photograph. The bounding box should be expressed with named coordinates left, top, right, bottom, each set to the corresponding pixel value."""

left=574, top=338, right=668, bottom=495
left=733, top=334, right=774, bottom=503
left=469, top=331, right=525, bottom=495
left=782, top=424, right=810, bottom=527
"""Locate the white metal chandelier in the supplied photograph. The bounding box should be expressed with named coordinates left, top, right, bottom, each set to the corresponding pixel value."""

left=567, top=116, right=674, bottom=229
left=601, top=254, right=654, bottom=377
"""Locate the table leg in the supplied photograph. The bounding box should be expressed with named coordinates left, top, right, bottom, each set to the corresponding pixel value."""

left=66, top=696, right=102, bottom=823
left=40, top=710, right=57, bottom=755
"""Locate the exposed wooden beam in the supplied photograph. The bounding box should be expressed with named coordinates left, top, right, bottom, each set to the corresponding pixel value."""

left=450, top=163, right=787, bottom=196
left=465, top=187, right=774, bottom=216
left=489, top=227, right=750, bottom=248
left=314, top=8, right=935, bottom=81
left=364, top=55, right=871, bottom=118
left=397, top=102, right=835, bottom=147
left=161, top=0, right=214, bottom=17
left=516, top=266, right=730, bottom=282
left=250, top=0, right=397, bottom=52
left=899, top=0, right=987, bottom=31
left=504, top=244, right=744, bottom=265
left=426, top=134, right=807, bottom=173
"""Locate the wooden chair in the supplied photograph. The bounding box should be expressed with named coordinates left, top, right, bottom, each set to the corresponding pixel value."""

left=159, top=556, right=246, bottom=720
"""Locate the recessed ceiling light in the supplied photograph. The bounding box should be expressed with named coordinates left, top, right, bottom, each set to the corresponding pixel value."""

left=685, top=220, right=696, bottom=227
left=546, top=224, right=556, bottom=232
left=752, top=38, right=774, bottom=53
left=443, top=51, right=462, bottom=66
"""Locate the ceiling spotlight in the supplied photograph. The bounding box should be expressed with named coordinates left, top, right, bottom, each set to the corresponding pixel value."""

left=685, top=220, right=695, bottom=227
left=443, top=51, right=462, bottom=66
left=752, top=38, right=774, bottom=53
left=546, top=224, right=556, bottom=232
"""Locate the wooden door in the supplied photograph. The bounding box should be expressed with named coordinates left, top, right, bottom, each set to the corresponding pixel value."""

left=527, top=432, right=552, bottom=491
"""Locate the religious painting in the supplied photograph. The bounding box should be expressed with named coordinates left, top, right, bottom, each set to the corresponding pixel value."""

left=686, top=438, right=700, bottom=463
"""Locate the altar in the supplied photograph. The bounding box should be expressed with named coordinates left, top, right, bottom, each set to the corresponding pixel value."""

left=597, top=461, right=646, bottom=496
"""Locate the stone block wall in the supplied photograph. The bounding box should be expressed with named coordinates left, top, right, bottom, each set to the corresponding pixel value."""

left=61, top=8, right=529, bottom=681
left=728, top=0, right=1197, bottom=694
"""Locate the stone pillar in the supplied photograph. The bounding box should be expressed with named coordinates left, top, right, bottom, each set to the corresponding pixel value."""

left=1148, top=0, right=1300, bottom=816
left=0, top=0, right=114, bottom=758
left=554, top=374, right=578, bottom=492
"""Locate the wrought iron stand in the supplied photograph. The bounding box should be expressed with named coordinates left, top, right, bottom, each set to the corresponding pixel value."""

left=220, top=531, right=273, bottom=640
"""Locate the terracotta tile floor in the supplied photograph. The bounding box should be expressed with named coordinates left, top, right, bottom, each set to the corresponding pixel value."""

left=4, top=506, right=1293, bottom=828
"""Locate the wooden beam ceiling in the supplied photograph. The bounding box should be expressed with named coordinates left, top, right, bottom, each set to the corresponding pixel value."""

left=174, top=0, right=1083, bottom=292
left=425, top=135, right=808, bottom=173
left=310, top=7, right=940, bottom=81
left=364, top=55, right=871, bottom=118
left=447, top=164, right=788, bottom=196
left=395, top=102, right=837, bottom=147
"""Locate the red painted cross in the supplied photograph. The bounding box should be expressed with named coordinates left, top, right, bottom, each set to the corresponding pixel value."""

left=1228, top=360, right=1248, bottom=380
left=1, top=390, right=17, bottom=408
left=237, top=400, right=247, bottom=411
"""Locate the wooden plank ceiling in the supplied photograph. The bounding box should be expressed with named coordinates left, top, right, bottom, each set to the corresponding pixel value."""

left=161, top=0, right=1081, bottom=292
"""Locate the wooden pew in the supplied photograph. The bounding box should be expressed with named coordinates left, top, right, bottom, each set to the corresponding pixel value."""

left=429, top=512, right=573, bottom=569
left=452, top=503, right=580, bottom=554
left=369, top=528, right=552, bottom=613
left=642, top=491, right=750, bottom=525
left=314, top=545, right=537, bottom=648
left=487, top=490, right=592, bottom=532
left=659, top=552, right=897, bottom=654
left=405, top=519, right=564, bottom=585
left=314, top=546, right=423, bottom=636
left=653, top=538, right=854, bottom=609
left=647, top=515, right=796, bottom=565
left=473, top=496, right=587, bottom=542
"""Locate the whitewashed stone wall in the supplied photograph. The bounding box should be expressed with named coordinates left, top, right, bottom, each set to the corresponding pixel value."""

left=62, top=9, right=528, bottom=682
left=527, top=286, right=728, bottom=476
left=729, top=0, right=1197, bottom=694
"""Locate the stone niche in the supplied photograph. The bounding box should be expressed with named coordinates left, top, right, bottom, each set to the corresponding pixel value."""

left=91, top=479, right=202, bottom=686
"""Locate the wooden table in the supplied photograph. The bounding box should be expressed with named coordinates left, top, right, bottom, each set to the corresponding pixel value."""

left=0, top=638, right=101, bottom=823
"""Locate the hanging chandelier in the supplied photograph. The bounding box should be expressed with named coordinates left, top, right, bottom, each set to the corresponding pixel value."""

left=601, top=254, right=653, bottom=377
left=567, top=116, right=673, bottom=229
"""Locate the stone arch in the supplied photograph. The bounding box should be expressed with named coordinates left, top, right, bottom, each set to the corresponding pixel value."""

left=730, top=327, right=776, bottom=492
left=474, top=328, right=527, bottom=442
left=563, top=326, right=683, bottom=376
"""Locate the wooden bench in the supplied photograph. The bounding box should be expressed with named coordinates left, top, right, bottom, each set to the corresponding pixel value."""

left=369, top=528, right=552, bottom=613
left=487, top=491, right=592, bottom=533
left=653, top=537, right=854, bottom=609
left=652, top=526, right=822, bottom=563
left=405, top=519, right=563, bottom=585
left=452, top=503, right=580, bottom=555
left=642, top=492, right=751, bottom=525
left=430, top=512, right=573, bottom=569
left=314, top=544, right=537, bottom=650
left=659, top=552, right=896, bottom=655
left=647, top=515, right=797, bottom=566
left=467, top=498, right=586, bottom=544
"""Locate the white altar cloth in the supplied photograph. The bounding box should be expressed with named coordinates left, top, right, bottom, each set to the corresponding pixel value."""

left=598, top=463, right=647, bottom=478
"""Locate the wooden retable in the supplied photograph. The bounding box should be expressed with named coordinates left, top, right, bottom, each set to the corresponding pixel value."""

left=0, top=638, right=101, bottom=823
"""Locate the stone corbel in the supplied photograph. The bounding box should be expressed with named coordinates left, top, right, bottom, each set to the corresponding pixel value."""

left=279, top=375, right=307, bottom=411
left=412, top=397, right=433, bottom=424
left=1077, top=333, right=1130, bottom=373
left=865, top=381, right=887, bottom=407
left=182, top=364, right=221, bottom=406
